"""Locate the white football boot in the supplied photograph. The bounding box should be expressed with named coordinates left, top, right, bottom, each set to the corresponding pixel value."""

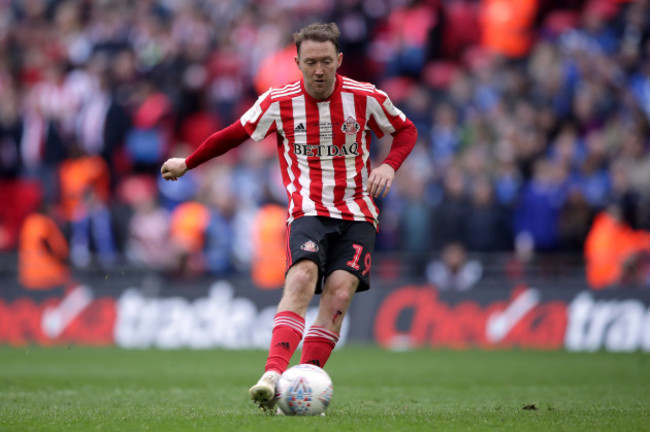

left=249, top=371, right=280, bottom=412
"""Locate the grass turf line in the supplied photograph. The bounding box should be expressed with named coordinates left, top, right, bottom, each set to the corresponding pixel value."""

left=1, top=346, right=649, bottom=431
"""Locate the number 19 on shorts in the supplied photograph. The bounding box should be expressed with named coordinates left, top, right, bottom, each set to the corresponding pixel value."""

left=346, top=244, right=371, bottom=276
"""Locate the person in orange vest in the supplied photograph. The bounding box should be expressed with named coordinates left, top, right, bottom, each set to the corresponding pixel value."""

left=480, top=0, right=539, bottom=59
left=58, top=148, right=117, bottom=268
left=169, top=200, right=211, bottom=277
left=584, top=201, right=650, bottom=289
left=251, top=203, right=287, bottom=289
left=254, top=44, right=303, bottom=96
left=18, top=204, right=71, bottom=290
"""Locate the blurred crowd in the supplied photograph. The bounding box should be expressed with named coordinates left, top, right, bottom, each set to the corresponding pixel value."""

left=2, top=0, right=650, bottom=290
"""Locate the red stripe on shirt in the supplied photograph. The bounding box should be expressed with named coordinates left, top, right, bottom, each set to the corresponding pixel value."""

left=328, top=93, right=354, bottom=219
left=352, top=94, right=374, bottom=223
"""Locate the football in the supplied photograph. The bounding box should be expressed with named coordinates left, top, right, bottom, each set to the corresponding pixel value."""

left=275, top=364, right=333, bottom=416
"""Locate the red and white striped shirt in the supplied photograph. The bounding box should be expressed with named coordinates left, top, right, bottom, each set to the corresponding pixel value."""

left=240, top=74, right=411, bottom=228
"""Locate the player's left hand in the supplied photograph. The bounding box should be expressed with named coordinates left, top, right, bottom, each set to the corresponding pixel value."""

left=368, top=163, right=395, bottom=198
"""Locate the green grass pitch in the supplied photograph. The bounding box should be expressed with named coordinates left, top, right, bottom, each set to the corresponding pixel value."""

left=1, top=346, right=649, bottom=431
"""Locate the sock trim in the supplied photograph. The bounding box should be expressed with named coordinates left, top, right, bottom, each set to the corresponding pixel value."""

left=273, top=311, right=305, bottom=335
left=305, top=326, right=339, bottom=345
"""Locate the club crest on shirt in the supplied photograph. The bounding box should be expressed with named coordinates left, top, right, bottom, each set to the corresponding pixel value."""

left=300, top=240, right=319, bottom=253
left=341, top=116, right=360, bottom=135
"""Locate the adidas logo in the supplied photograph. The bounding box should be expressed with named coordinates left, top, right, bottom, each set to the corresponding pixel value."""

left=275, top=342, right=291, bottom=350
left=306, top=359, right=321, bottom=367
left=294, top=123, right=306, bottom=133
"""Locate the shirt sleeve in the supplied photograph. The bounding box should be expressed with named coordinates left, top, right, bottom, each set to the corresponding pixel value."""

left=239, top=88, right=278, bottom=142
left=366, top=87, right=417, bottom=171
left=185, top=88, right=282, bottom=169
left=382, top=118, right=418, bottom=172
left=185, top=121, right=250, bottom=169
left=366, top=88, right=408, bottom=138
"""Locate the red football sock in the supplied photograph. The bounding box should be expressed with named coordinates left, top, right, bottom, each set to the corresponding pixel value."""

left=265, top=311, right=305, bottom=374
left=300, top=326, right=340, bottom=368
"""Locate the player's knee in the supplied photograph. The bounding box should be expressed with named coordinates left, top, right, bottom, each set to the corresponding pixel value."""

left=287, top=261, right=318, bottom=288
left=327, top=283, right=353, bottom=309
left=284, top=261, right=318, bottom=302
left=338, top=288, right=354, bottom=307
left=325, top=273, right=357, bottom=300
left=284, top=281, right=311, bottom=298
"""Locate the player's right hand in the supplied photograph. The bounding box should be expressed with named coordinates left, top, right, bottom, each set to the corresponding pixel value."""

left=160, top=158, right=188, bottom=181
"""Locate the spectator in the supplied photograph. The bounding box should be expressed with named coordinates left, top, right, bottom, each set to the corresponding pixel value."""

left=397, top=155, right=434, bottom=274
left=168, top=200, right=210, bottom=278
left=58, top=144, right=117, bottom=268
left=203, top=180, right=237, bottom=277
left=618, top=126, right=650, bottom=210
left=384, top=0, right=441, bottom=77
left=572, top=130, right=611, bottom=209
left=558, top=186, right=594, bottom=252
left=0, top=0, right=649, bottom=287
left=0, top=179, right=43, bottom=252
left=464, top=175, right=512, bottom=252
left=18, top=204, right=71, bottom=290
left=584, top=200, right=650, bottom=289
left=250, top=203, right=286, bottom=289
left=480, top=0, right=539, bottom=59
left=122, top=175, right=175, bottom=272
left=431, top=164, right=470, bottom=251
left=124, top=79, right=174, bottom=173
left=0, top=86, right=23, bottom=178
left=430, top=102, right=462, bottom=169
left=513, top=158, right=568, bottom=252
left=493, top=157, right=522, bottom=208
left=426, top=242, right=483, bottom=291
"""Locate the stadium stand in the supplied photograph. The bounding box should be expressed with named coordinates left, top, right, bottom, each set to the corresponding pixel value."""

left=1, top=0, right=648, bottom=290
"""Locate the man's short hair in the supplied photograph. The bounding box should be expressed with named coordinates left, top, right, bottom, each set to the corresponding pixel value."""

left=293, top=22, right=341, bottom=55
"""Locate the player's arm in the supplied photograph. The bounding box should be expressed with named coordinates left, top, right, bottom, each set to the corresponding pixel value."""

left=161, top=89, right=276, bottom=181
left=161, top=121, right=250, bottom=181
left=367, top=118, right=418, bottom=198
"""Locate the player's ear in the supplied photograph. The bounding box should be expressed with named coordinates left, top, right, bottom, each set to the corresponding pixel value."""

left=295, top=55, right=301, bottom=69
left=336, top=52, right=343, bottom=69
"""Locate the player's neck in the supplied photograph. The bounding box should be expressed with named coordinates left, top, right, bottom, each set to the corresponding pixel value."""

left=306, top=86, right=334, bottom=101
left=304, top=75, right=339, bottom=102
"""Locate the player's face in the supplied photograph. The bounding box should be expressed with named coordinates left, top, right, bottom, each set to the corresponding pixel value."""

left=296, top=40, right=342, bottom=100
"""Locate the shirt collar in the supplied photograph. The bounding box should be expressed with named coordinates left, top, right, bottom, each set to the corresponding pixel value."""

left=300, top=74, right=342, bottom=104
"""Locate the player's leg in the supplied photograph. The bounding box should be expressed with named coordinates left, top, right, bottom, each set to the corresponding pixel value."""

left=300, top=269, right=358, bottom=367
left=266, top=259, right=318, bottom=374
left=300, top=220, right=375, bottom=368
left=250, top=217, right=327, bottom=411
left=249, top=259, right=319, bottom=411
left=276, top=259, right=319, bottom=316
